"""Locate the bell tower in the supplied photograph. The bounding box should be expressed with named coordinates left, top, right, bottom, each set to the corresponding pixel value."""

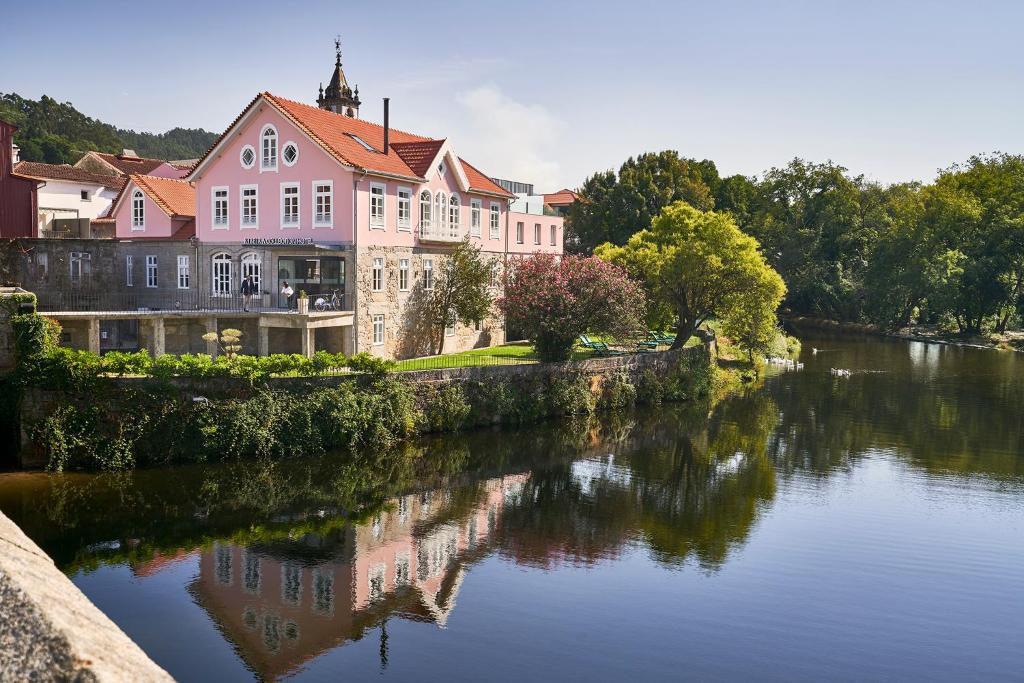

left=317, top=37, right=361, bottom=118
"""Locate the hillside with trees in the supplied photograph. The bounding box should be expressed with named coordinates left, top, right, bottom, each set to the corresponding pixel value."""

left=0, top=93, right=218, bottom=163
left=568, top=151, right=1024, bottom=335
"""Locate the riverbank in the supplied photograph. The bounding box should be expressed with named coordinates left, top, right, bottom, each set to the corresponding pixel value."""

left=784, top=315, right=1024, bottom=352
left=16, top=344, right=716, bottom=471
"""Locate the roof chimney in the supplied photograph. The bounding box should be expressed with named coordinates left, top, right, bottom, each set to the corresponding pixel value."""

left=383, top=98, right=390, bottom=155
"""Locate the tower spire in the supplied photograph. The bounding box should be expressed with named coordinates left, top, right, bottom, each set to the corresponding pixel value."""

left=317, top=36, right=361, bottom=117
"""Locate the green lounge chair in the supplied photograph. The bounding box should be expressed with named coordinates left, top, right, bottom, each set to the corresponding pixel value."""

left=649, top=330, right=676, bottom=345
left=579, top=335, right=625, bottom=356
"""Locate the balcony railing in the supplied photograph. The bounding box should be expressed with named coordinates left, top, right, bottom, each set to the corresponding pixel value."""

left=35, top=289, right=348, bottom=314
left=418, top=221, right=462, bottom=243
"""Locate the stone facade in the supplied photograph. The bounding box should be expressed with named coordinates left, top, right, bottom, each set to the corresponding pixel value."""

left=353, top=243, right=506, bottom=359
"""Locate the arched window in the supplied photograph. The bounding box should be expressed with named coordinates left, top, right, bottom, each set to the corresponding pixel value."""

left=419, top=190, right=432, bottom=229
left=212, top=252, right=232, bottom=297
left=241, top=252, right=262, bottom=293
left=261, top=125, right=278, bottom=170
left=449, top=194, right=461, bottom=236
left=131, top=189, right=145, bottom=230
left=436, top=192, right=448, bottom=232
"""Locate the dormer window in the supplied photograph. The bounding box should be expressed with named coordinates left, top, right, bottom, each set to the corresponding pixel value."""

left=349, top=134, right=376, bottom=152
left=131, top=189, right=145, bottom=230
left=261, top=126, right=278, bottom=170
left=282, top=142, right=298, bottom=167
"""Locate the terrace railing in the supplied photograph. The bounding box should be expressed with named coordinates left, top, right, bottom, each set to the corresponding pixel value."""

left=35, top=289, right=347, bottom=314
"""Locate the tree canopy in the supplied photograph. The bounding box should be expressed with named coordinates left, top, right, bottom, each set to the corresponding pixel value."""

left=1, top=92, right=217, bottom=163
left=596, top=202, right=785, bottom=350
left=424, top=239, right=494, bottom=354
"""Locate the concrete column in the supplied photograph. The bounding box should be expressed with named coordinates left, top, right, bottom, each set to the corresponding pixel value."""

left=204, top=318, right=218, bottom=356
left=301, top=326, right=314, bottom=358
left=87, top=318, right=100, bottom=355
left=342, top=326, right=355, bottom=356
left=150, top=318, right=165, bottom=357
left=258, top=324, right=269, bottom=357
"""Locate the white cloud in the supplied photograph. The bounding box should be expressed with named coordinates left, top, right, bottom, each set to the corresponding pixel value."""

left=450, top=85, right=565, bottom=192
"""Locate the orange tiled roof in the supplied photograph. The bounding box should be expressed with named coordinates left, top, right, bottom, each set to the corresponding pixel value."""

left=459, top=157, right=511, bottom=197
left=543, top=189, right=578, bottom=206
left=13, top=161, right=126, bottom=189
left=193, top=93, right=513, bottom=197
left=88, top=152, right=169, bottom=176
left=129, top=174, right=195, bottom=217
left=390, top=139, right=446, bottom=177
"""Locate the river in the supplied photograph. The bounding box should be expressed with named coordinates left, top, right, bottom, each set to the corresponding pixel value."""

left=1, top=333, right=1022, bottom=682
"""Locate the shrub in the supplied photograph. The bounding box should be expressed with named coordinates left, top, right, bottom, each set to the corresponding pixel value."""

left=598, top=372, right=637, bottom=410
left=499, top=254, right=647, bottom=361
left=418, top=383, right=471, bottom=432
left=546, top=372, right=595, bottom=416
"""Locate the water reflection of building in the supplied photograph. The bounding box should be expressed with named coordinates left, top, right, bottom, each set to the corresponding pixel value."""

left=189, top=474, right=527, bottom=681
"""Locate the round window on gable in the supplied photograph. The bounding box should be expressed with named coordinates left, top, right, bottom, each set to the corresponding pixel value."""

left=240, top=145, right=256, bottom=169
left=282, top=142, right=299, bottom=167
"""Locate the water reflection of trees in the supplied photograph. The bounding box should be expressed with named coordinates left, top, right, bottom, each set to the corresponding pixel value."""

left=498, top=395, right=779, bottom=571
left=765, top=337, right=1024, bottom=480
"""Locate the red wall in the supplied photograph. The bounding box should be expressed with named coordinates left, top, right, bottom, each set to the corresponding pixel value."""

left=0, top=121, right=37, bottom=238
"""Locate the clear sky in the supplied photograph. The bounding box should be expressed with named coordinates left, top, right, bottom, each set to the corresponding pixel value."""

left=3, top=0, right=1022, bottom=191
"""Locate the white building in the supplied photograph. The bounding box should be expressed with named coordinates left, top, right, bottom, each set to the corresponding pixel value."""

left=12, top=161, right=124, bottom=237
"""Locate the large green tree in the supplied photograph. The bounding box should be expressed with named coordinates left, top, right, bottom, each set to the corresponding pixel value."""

left=566, top=151, right=717, bottom=254
left=425, top=239, right=494, bottom=355
left=596, top=202, right=786, bottom=348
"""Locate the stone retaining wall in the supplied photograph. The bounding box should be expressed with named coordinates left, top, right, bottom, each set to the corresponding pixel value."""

left=0, top=510, right=173, bottom=682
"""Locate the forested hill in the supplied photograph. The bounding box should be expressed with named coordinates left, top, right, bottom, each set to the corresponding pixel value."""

left=0, top=93, right=219, bottom=163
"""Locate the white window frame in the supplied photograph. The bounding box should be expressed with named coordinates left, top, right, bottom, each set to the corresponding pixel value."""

left=372, top=257, right=384, bottom=292
left=260, top=124, right=278, bottom=172
left=145, top=255, right=157, bottom=288
left=280, top=182, right=300, bottom=228
left=451, top=193, right=463, bottom=236
left=489, top=202, right=500, bottom=240
left=372, top=314, right=385, bottom=346
left=211, top=186, right=229, bottom=230
left=397, top=187, right=412, bottom=231
left=281, top=141, right=299, bottom=167
left=516, top=221, right=524, bottom=244
left=126, top=255, right=133, bottom=287
left=435, top=192, right=448, bottom=233
left=131, top=189, right=145, bottom=231
left=69, top=252, right=90, bottom=285
left=177, top=255, right=190, bottom=290
left=419, top=190, right=432, bottom=229
left=369, top=182, right=386, bottom=229
left=241, top=252, right=262, bottom=293
left=240, top=185, right=258, bottom=229
left=212, top=252, right=232, bottom=297
left=550, top=224, right=557, bottom=246
left=312, top=180, right=333, bottom=228
left=239, top=144, right=256, bottom=170
left=471, top=199, right=483, bottom=237
left=534, top=223, right=542, bottom=245
left=399, top=258, right=409, bottom=291
left=489, top=260, right=499, bottom=288
left=423, top=258, right=434, bottom=291
left=445, top=324, right=455, bottom=337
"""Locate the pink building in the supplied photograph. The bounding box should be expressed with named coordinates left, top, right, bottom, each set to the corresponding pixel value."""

left=184, top=85, right=564, bottom=357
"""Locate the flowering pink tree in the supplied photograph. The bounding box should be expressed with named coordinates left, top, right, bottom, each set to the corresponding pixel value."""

left=499, top=254, right=647, bottom=361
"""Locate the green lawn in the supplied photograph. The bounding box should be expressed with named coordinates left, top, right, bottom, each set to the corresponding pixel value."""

left=392, top=335, right=693, bottom=372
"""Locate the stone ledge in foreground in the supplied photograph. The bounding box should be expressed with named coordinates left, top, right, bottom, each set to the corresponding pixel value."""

left=0, top=510, right=173, bottom=682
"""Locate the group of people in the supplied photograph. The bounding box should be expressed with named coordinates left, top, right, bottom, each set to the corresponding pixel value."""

left=237, top=275, right=299, bottom=311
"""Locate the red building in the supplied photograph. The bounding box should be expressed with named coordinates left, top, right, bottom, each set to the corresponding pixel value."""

left=0, top=120, right=37, bottom=238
